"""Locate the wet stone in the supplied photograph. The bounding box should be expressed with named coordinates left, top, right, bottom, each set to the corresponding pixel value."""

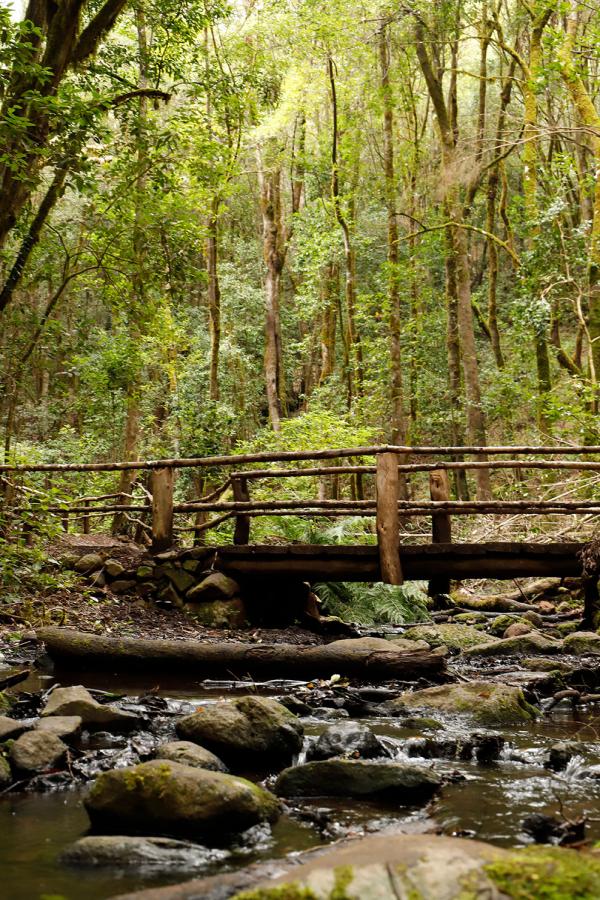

left=61, top=835, right=229, bottom=871
left=306, top=722, right=391, bottom=761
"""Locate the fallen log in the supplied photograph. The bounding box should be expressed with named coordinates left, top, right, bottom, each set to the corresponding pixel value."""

left=448, top=595, right=536, bottom=613
left=36, top=629, right=447, bottom=681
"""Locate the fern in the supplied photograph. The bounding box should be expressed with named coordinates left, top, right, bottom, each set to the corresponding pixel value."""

left=314, top=580, right=431, bottom=626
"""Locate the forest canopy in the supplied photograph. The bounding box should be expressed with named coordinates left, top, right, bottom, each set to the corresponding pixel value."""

left=1, top=0, right=599, bottom=483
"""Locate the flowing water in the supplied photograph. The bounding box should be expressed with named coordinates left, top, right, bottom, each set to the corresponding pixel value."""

left=2, top=668, right=600, bottom=900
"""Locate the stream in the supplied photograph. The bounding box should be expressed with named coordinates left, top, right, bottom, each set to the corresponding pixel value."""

left=2, top=666, right=600, bottom=900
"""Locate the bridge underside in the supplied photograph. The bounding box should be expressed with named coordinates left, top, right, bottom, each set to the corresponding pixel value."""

left=201, top=542, right=585, bottom=582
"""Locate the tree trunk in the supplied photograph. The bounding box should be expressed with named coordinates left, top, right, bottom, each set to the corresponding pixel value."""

left=206, top=195, right=221, bottom=401
left=257, top=150, right=286, bottom=432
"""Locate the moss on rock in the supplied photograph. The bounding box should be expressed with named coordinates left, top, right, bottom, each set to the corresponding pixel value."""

left=484, top=846, right=600, bottom=899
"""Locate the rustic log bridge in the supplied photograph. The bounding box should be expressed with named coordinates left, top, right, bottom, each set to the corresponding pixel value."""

left=36, top=628, right=447, bottom=680
left=3, top=445, right=599, bottom=601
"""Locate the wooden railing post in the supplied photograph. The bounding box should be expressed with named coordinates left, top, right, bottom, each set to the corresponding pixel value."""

left=428, top=469, right=452, bottom=597
left=83, top=498, right=90, bottom=535
left=151, top=467, right=174, bottom=552
left=232, top=476, right=251, bottom=544
left=376, top=451, right=403, bottom=584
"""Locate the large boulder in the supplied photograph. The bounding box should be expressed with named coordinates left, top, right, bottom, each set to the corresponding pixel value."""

left=391, top=681, right=537, bottom=727
left=41, top=685, right=140, bottom=731
left=10, top=730, right=67, bottom=774
left=402, top=623, right=494, bottom=653
left=462, top=631, right=562, bottom=657
left=61, top=835, right=228, bottom=871
left=233, top=837, right=600, bottom=900
left=274, top=759, right=441, bottom=801
left=176, top=696, right=303, bottom=764
left=155, top=741, right=228, bottom=773
left=306, top=722, right=390, bottom=761
left=84, top=760, right=280, bottom=839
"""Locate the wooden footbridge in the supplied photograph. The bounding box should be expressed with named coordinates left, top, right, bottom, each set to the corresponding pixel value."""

left=1, top=445, right=599, bottom=608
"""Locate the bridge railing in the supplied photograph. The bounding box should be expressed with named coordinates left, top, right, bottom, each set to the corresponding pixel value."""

left=1, top=445, right=600, bottom=586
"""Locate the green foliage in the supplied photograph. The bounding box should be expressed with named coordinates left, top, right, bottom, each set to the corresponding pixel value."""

left=314, top=580, right=430, bottom=626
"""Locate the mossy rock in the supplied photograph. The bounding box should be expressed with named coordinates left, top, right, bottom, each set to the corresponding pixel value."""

left=555, top=620, right=579, bottom=635
left=463, top=630, right=563, bottom=658
left=176, top=696, right=303, bottom=765
left=391, top=681, right=538, bottom=727
left=0, top=755, right=11, bottom=788
left=563, top=631, right=600, bottom=655
left=402, top=624, right=496, bottom=653
left=451, top=612, right=488, bottom=625
left=521, top=657, right=574, bottom=674
left=85, top=759, right=280, bottom=839
left=487, top=614, right=530, bottom=637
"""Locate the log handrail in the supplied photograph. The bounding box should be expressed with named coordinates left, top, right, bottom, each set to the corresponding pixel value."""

left=2, top=443, right=600, bottom=473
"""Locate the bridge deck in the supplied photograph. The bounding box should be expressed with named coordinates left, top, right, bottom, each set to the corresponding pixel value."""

left=205, top=542, right=584, bottom=582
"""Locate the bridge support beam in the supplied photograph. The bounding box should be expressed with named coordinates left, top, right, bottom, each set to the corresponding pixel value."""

left=151, top=467, right=174, bottom=552
left=376, top=451, right=403, bottom=584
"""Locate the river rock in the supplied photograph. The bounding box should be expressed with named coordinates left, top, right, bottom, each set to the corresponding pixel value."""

left=74, top=553, right=104, bottom=574
left=391, top=681, right=538, bottom=727
left=10, top=730, right=67, bottom=773
left=155, top=741, right=228, bottom=773
left=176, top=696, right=303, bottom=764
left=504, top=622, right=532, bottom=638
left=186, top=573, right=240, bottom=602
left=41, top=685, right=140, bottom=730
left=274, top=759, right=441, bottom=801
left=35, top=715, right=82, bottom=740
left=545, top=741, right=584, bottom=772
left=306, top=722, right=390, bottom=761
left=124, top=834, right=600, bottom=900
left=61, top=835, right=228, bottom=870
left=0, top=714, right=30, bottom=741
left=84, top=760, right=280, bottom=838
left=563, top=631, right=600, bottom=655
left=463, top=631, right=563, bottom=657
left=402, top=623, right=494, bottom=653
